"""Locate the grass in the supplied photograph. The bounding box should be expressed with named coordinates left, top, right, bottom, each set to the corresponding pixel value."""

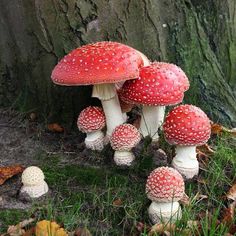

left=0, top=135, right=235, bottom=235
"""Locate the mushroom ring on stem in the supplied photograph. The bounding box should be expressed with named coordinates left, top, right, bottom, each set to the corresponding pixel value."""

left=163, top=104, right=211, bottom=179
left=51, top=41, right=149, bottom=140
left=77, top=106, right=106, bottom=150
left=110, top=124, right=141, bottom=166
left=120, top=62, right=189, bottom=142
left=146, top=167, right=185, bottom=224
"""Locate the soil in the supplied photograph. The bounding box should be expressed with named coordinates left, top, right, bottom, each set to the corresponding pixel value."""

left=0, top=109, right=88, bottom=210
left=0, top=108, right=167, bottom=211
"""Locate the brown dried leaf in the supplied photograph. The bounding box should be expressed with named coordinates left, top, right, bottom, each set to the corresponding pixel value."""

left=0, top=165, right=24, bottom=185
left=47, top=123, right=64, bottom=133
left=211, top=122, right=236, bottom=136
left=211, top=123, right=224, bottom=135
left=135, top=222, right=151, bottom=233
left=7, top=218, right=35, bottom=236
left=221, top=201, right=236, bottom=226
left=148, top=223, right=176, bottom=236
left=226, top=183, right=236, bottom=201
left=197, top=144, right=215, bottom=155
left=112, top=198, right=123, bottom=207
left=74, top=227, right=92, bottom=236
left=23, top=227, right=35, bottom=236
left=29, top=113, right=37, bottom=121
left=179, top=192, right=190, bottom=206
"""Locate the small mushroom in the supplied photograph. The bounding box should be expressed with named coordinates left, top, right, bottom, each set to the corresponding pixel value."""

left=51, top=42, right=149, bottom=139
left=77, top=106, right=106, bottom=151
left=110, top=124, right=141, bottom=166
left=163, top=104, right=211, bottom=179
left=146, top=167, right=185, bottom=224
left=120, top=62, right=189, bottom=142
left=20, top=166, right=48, bottom=198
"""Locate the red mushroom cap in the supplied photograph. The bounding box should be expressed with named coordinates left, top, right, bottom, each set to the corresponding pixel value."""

left=146, top=167, right=185, bottom=202
left=51, top=42, right=144, bottom=86
left=120, top=62, right=189, bottom=106
left=163, top=104, right=211, bottom=146
left=77, top=106, right=106, bottom=133
left=110, top=124, right=141, bottom=151
left=117, top=89, right=134, bottom=113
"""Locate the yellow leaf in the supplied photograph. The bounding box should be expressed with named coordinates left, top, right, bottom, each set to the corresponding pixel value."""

left=35, top=220, right=68, bottom=236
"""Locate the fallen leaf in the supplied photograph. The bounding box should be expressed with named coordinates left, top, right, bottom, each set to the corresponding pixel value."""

left=112, top=198, right=123, bottom=207
left=180, top=192, right=190, bottom=206
left=23, top=227, right=35, bottom=236
left=211, top=122, right=236, bottom=136
left=221, top=201, right=236, bottom=226
left=29, top=113, right=37, bottom=121
left=197, top=144, right=215, bottom=155
left=148, top=223, right=176, bottom=236
left=47, top=123, right=64, bottom=133
left=226, top=183, right=236, bottom=201
left=135, top=222, right=151, bottom=233
left=35, top=220, right=68, bottom=236
left=0, top=165, right=25, bottom=185
left=74, top=227, right=92, bottom=236
left=7, top=218, right=35, bottom=236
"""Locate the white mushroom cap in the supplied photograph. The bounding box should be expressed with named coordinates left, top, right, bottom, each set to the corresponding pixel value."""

left=22, top=166, right=45, bottom=186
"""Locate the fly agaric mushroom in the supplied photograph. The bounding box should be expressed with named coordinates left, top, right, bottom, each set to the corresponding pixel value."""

left=110, top=124, right=141, bottom=166
left=77, top=106, right=106, bottom=150
left=120, top=62, right=189, bottom=142
left=20, top=166, right=48, bottom=198
left=51, top=42, right=149, bottom=139
left=146, top=167, right=185, bottom=224
left=163, top=104, right=211, bottom=179
left=117, top=89, right=135, bottom=122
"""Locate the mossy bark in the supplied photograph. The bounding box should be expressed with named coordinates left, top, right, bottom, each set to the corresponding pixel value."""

left=0, top=0, right=235, bottom=126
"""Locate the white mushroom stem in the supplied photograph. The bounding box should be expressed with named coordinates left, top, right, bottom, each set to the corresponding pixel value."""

left=85, top=130, right=104, bottom=151
left=140, top=106, right=165, bottom=142
left=172, top=145, right=199, bottom=179
left=92, top=84, right=124, bottom=137
left=21, top=181, right=49, bottom=198
left=148, top=201, right=182, bottom=224
left=113, top=150, right=135, bottom=166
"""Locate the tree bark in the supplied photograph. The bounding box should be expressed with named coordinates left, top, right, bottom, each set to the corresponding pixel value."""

left=0, top=0, right=235, bottom=126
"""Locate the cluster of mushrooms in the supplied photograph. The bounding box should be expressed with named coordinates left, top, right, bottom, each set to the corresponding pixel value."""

left=51, top=42, right=211, bottom=224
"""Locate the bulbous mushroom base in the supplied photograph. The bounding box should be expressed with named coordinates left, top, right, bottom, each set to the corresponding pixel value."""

left=148, top=201, right=182, bottom=224
left=20, top=181, right=49, bottom=198
left=85, top=131, right=104, bottom=151
left=114, top=150, right=135, bottom=166
left=172, top=146, right=199, bottom=179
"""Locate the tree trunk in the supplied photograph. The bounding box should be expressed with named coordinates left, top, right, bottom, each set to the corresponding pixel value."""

left=0, top=0, right=235, bottom=127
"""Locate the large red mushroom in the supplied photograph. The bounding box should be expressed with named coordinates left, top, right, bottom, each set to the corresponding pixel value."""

left=110, top=124, right=141, bottom=166
left=163, top=104, right=211, bottom=179
left=51, top=42, right=149, bottom=139
left=120, top=62, right=189, bottom=142
left=77, top=106, right=106, bottom=150
left=146, top=167, right=185, bottom=224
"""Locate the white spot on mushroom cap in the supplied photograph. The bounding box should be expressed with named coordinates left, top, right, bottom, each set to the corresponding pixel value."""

left=77, top=106, right=106, bottom=133
left=110, top=124, right=141, bottom=151
left=163, top=104, right=211, bottom=145
left=120, top=62, right=189, bottom=106
left=146, top=167, right=185, bottom=202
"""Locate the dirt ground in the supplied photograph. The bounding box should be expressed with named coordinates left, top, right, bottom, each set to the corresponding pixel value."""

left=0, top=109, right=89, bottom=210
